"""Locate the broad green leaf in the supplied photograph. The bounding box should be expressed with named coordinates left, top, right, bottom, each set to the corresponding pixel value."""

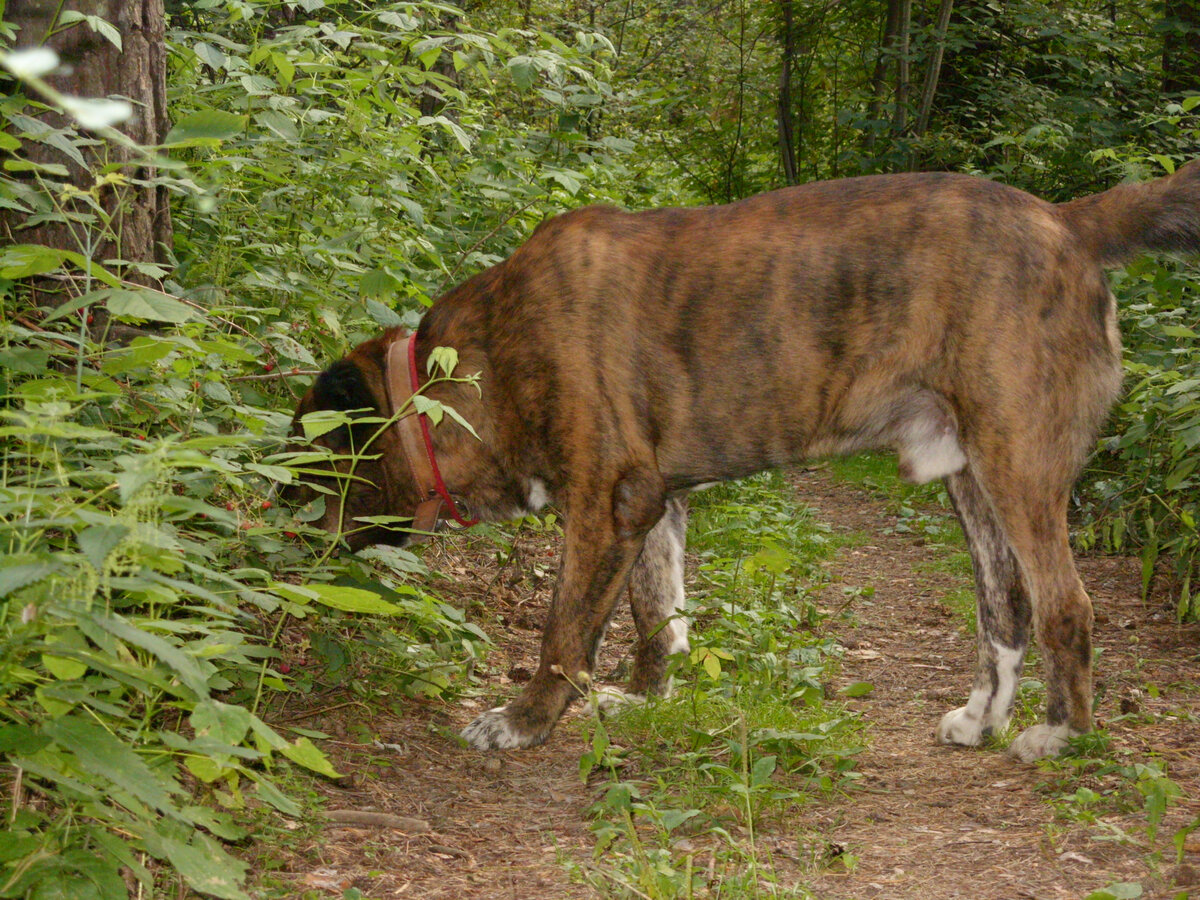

left=411, top=394, right=444, bottom=425
left=42, top=641, right=89, bottom=680
left=750, top=754, right=777, bottom=786
left=365, top=298, right=403, bottom=327
left=147, top=833, right=251, bottom=900
left=0, top=724, right=50, bottom=756
left=279, top=736, right=341, bottom=778
left=360, top=268, right=400, bottom=299
left=191, top=700, right=252, bottom=746
left=0, top=555, right=58, bottom=598
left=77, top=523, right=129, bottom=571
left=191, top=42, right=228, bottom=71
left=248, top=772, right=301, bottom=816
left=509, top=56, right=538, bottom=91
left=105, top=288, right=195, bottom=324
left=300, top=411, right=344, bottom=441
left=42, top=715, right=181, bottom=816
left=164, top=109, right=245, bottom=144
left=276, top=582, right=403, bottom=616
left=0, top=244, right=67, bottom=279
left=0, top=347, right=49, bottom=375
left=271, top=51, right=294, bottom=88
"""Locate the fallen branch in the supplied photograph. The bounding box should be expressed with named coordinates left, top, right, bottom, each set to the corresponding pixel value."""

left=320, top=809, right=430, bottom=832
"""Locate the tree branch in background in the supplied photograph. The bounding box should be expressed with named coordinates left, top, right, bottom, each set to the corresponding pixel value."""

left=912, top=0, right=955, bottom=144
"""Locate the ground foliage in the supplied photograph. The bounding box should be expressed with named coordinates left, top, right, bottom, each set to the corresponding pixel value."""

left=0, top=0, right=1197, bottom=897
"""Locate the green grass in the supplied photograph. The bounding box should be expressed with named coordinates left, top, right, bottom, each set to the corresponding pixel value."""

left=569, top=472, right=863, bottom=898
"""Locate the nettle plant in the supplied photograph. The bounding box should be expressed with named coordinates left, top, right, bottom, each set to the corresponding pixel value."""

left=0, top=24, right=482, bottom=900
left=0, top=0, right=648, bottom=892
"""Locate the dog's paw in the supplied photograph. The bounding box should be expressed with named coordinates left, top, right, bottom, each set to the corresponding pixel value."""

left=1007, top=724, right=1075, bottom=762
left=461, top=705, right=546, bottom=750
left=936, top=706, right=986, bottom=747
left=580, top=686, right=645, bottom=717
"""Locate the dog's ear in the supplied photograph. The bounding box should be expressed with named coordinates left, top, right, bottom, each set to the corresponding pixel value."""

left=304, top=359, right=383, bottom=450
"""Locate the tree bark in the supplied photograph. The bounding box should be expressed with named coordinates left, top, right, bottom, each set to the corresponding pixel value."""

left=778, top=0, right=799, bottom=185
left=892, top=0, right=912, bottom=135
left=867, top=0, right=903, bottom=132
left=1162, top=0, right=1200, bottom=95
left=2, top=0, right=171, bottom=270
left=913, top=0, right=954, bottom=141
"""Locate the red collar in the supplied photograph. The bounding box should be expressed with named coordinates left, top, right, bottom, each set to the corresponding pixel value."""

left=384, top=334, right=478, bottom=538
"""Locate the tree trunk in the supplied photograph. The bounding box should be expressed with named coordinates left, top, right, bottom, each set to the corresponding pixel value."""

left=2, top=0, right=171, bottom=271
left=778, top=0, right=799, bottom=185
left=867, top=0, right=903, bottom=134
left=913, top=0, right=954, bottom=141
left=1162, top=0, right=1200, bottom=95
left=892, top=0, right=912, bottom=136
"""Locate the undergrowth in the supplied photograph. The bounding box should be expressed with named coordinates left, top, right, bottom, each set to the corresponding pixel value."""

left=569, top=473, right=864, bottom=899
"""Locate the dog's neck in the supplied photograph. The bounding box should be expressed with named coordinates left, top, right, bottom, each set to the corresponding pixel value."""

left=397, top=279, right=532, bottom=521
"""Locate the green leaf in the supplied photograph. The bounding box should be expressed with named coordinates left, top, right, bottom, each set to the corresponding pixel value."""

left=1083, top=884, right=1143, bottom=900
left=360, top=268, right=400, bottom=299
left=0, top=244, right=68, bottom=279
left=0, top=556, right=58, bottom=598
left=365, top=298, right=403, bottom=327
left=509, top=56, right=538, bottom=91
left=77, top=523, right=129, bottom=571
left=279, top=736, right=341, bottom=778
left=42, top=715, right=182, bottom=816
left=1160, top=325, right=1198, bottom=339
left=105, top=288, right=195, bottom=324
left=426, top=346, right=458, bottom=377
left=42, top=629, right=89, bottom=680
left=0, top=724, right=50, bottom=756
left=83, top=611, right=212, bottom=698
left=144, top=832, right=251, bottom=900
left=279, top=582, right=404, bottom=616
left=0, top=347, right=49, bottom=374
left=164, top=109, right=245, bottom=145
left=750, top=754, right=777, bottom=786
left=840, top=682, right=875, bottom=698
left=191, top=700, right=252, bottom=746
left=271, top=51, right=294, bottom=88
left=248, top=773, right=301, bottom=816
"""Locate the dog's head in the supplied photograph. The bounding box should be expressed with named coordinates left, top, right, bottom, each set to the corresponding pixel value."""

left=282, top=337, right=425, bottom=550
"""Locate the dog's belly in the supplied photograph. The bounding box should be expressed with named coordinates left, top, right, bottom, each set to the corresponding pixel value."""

left=655, top=378, right=966, bottom=490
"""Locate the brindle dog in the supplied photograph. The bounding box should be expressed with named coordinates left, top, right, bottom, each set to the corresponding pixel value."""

left=288, top=164, right=1200, bottom=760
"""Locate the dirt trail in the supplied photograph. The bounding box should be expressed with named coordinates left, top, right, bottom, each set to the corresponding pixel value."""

left=273, top=470, right=1200, bottom=899
left=790, top=470, right=1200, bottom=900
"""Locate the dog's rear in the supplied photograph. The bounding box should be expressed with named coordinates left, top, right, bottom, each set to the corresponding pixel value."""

left=936, top=163, right=1200, bottom=759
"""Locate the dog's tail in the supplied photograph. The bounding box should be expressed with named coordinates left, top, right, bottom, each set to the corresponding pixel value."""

left=1059, top=159, right=1200, bottom=267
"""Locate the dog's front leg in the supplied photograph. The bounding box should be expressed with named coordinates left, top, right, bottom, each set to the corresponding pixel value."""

left=462, top=465, right=666, bottom=750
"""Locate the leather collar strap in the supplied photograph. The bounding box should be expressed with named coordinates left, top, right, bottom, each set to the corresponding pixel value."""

left=384, top=334, right=478, bottom=539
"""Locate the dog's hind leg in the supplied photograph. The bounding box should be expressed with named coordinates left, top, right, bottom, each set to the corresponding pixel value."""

left=957, top=428, right=1100, bottom=761
left=582, top=494, right=690, bottom=714
left=989, top=482, right=1096, bottom=761
left=937, top=467, right=1032, bottom=747
left=627, top=494, right=690, bottom=696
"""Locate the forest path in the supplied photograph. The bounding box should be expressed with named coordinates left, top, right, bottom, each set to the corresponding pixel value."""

left=270, top=469, right=1200, bottom=900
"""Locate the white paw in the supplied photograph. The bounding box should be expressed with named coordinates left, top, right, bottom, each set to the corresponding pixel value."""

left=580, top=686, right=645, bottom=717
left=1007, top=724, right=1075, bottom=762
left=936, top=706, right=986, bottom=747
left=461, top=705, right=541, bottom=750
